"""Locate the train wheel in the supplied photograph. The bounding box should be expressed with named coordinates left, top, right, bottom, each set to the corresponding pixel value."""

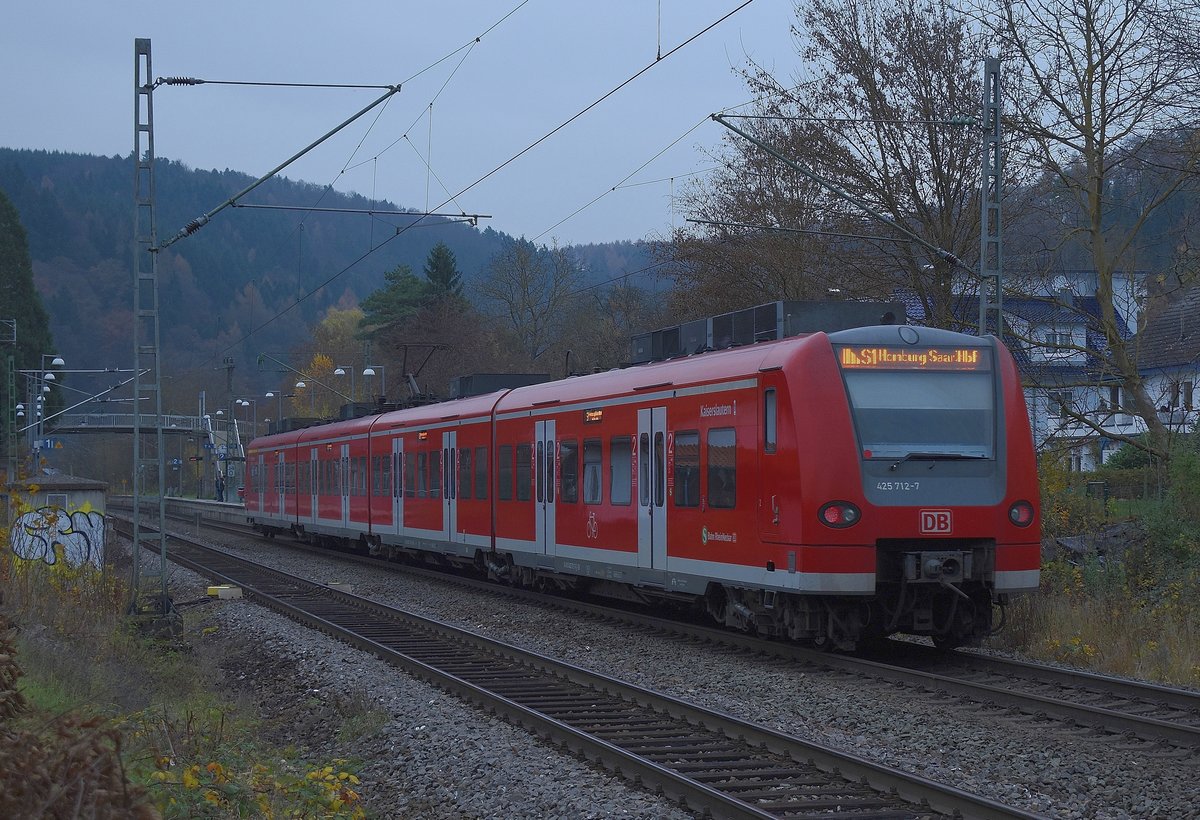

left=704, top=585, right=729, bottom=626
left=931, top=635, right=963, bottom=651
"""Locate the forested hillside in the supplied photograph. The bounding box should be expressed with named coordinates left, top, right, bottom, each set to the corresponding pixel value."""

left=0, top=148, right=651, bottom=376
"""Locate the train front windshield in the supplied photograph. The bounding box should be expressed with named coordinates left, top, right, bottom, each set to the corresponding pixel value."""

left=835, top=345, right=995, bottom=460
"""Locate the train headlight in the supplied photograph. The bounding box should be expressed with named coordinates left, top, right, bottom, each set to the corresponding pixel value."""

left=819, top=501, right=861, bottom=528
left=1008, top=500, right=1035, bottom=527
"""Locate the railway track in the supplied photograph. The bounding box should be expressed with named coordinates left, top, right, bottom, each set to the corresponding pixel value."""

left=116, top=500, right=1200, bottom=753
left=112, top=514, right=1033, bottom=819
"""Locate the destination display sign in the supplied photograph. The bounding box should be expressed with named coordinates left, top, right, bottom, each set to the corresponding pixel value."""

left=837, top=346, right=989, bottom=371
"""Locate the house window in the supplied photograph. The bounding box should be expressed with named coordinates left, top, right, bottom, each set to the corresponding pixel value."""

left=1186, top=382, right=1194, bottom=411
left=1047, top=390, right=1072, bottom=418
left=1109, top=385, right=1122, bottom=411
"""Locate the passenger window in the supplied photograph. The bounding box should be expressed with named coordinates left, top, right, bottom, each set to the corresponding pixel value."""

left=430, top=449, right=442, bottom=499
left=610, top=436, right=632, bottom=505
left=560, top=439, right=579, bottom=503
left=417, top=452, right=428, bottom=498
left=475, top=447, right=488, bottom=500
left=583, top=439, right=602, bottom=504
left=404, top=452, right=416, bottom=499
left=708, top=428, right=737, bottom=509
left=459, top=448, right=472, bottom=500
left=498, top=445, right=513, bottom=500
left=764, top=388, right=777, bottom=453
left=673, top=431, right=700, bottom=507
left=516, top=443, right=532, bottom=501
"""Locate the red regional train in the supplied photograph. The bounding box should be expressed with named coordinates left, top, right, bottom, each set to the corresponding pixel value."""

left=244, top=324, right=1040, bottom=650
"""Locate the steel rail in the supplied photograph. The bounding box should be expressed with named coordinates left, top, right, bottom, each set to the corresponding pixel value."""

left=112, top=514, right=1034, bottom=820
left=118, top=498, right=1200, bottom=750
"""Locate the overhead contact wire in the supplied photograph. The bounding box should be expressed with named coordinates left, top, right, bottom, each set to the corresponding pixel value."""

left=203, top=1, right=752, bottom=367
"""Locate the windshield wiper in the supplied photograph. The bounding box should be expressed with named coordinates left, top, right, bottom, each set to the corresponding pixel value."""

left=889, top=451, right=987, bottom=471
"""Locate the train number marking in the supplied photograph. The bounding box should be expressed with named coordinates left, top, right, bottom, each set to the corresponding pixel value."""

left=876, top=481, right=919, bottom=491
left=919, top=509, right=952, bottom=534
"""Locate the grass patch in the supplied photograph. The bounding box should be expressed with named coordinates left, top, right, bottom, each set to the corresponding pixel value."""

left=0, top=538, right=370, bottom=818
left=996, top=452, right=1200, bottom=688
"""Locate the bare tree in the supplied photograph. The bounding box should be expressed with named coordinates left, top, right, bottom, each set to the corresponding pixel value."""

left=659, top=0, right=991, bottom=327
left=478, top=238, right=584, bottom=363
left=970, top=0, right=1200, bottom=459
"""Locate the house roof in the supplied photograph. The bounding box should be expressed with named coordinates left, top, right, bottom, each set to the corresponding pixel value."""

left=1134, top=287, right=1200, bottom=371
left=894, top=290, right=1131, bottom=381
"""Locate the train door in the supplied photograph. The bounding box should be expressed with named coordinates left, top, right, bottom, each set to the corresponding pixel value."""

left=637, top=407, right=667, bottom=569
left=535, top=420, right=556, bottom=555
left=340, top=443, right=351, bottom=527
left=442, top=430, right=458, bottom=543
left=392, top=437, right=404, bottom=538
left=308, top=448, right=318, bottom=525
left=275, top=451, right=286, bottom=519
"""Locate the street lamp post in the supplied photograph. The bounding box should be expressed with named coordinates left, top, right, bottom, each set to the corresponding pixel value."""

left=362, top=365, right=386, bottom=404
left=237, top=398, right=257, bottom=439
left=334, top=366, right=356, bottom=403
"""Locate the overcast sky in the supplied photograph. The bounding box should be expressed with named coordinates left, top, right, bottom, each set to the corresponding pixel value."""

left=0, top=1, right=799, bottom=246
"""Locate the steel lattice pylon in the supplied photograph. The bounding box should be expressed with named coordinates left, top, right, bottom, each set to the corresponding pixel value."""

left=979, top=58, right=1004, bottom=337
left=130, top=38, right=176, bottom=628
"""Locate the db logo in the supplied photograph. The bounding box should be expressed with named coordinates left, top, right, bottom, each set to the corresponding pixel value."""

left=920, top=509, right=952, bottom=534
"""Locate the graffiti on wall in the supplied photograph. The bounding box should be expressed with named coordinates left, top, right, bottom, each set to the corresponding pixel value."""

left=9, top=506, right=106, bottom=569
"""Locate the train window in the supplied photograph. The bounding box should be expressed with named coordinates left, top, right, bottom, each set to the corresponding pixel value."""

left=560, top=439, right=579, bottom=503
left=516, top=443, right=532, bottom=501
left=430, top=449, right=442, bottom=499
left=654, top=432, right=665, bottom=508
left=842, top=366, right=995, bottom=459
left=499, top=445, right=514, bottom=500
left=546, top=443, right=555, bottom=503
left=459, top=448, right=473, bottom=500
left=673, top=431, right=700, bottom=507
left=764, top=388, right=777, bottom=453
left=707, top=428, right=736, bottom=509
left=404, top=452, right=416, bottom=499
left=536, top=442, right=544, bottom=503
left=610, top=436, right=632, bottom=505
left=639, top=433, right=650, bottom=506
left=381, top=454, right=391, bottom=497
left=417, top=452, right=428, bottom=498
left=583, top=439, right=603, bottom=504
left=475, top=447, right=488, bottom=499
